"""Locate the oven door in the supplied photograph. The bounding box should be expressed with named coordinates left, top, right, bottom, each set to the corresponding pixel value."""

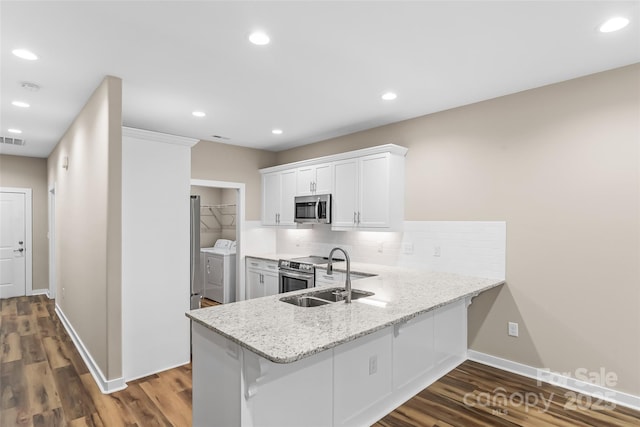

left=279, top=270, right=315, bottom=293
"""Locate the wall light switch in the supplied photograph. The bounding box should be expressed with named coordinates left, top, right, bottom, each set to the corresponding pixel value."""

left=369, top=355, right=378, bottom=375
left=508, top=322, right=519, bottom=337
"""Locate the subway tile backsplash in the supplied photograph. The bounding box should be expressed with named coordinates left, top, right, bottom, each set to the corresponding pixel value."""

left=275, top=221, right=506, bottom=280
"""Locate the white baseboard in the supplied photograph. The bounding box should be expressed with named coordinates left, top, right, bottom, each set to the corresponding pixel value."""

left=30, top=288, right=49, bottom=297
left=467, top=350, right=640, bottom=411
left=55, top=304, right=127, bottom=394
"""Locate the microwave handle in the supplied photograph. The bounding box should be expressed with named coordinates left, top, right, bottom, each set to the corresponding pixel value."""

left=315, top=198, right=320, bottom=223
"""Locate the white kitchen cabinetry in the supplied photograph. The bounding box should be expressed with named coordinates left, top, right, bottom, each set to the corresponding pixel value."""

left=333, top=152, right=404, bottom=229
left=315, top=268, right=372, bottom=287
left=297, top=162, right=333, bottom=196
left=392, top=311, right=435, bottom=389
left=192, top=296, right=471, bottom=427
left=260, top=144, right=407, bottom=231
left=334, top=328, right=393, bottom=427
left=262, top=169, right=297, bottom=226
left=315, top=269, right=344, bottom=287
left=246, top=258, right=279, bottom=299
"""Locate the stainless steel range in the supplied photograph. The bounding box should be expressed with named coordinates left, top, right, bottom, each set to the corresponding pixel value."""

left=278, top=255, right=344, bottom=293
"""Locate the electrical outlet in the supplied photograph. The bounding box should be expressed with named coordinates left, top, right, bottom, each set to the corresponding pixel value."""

left=508, top=322, right=519, bottom=337
left=433, top=246, right=441, bottom=257
left=378, top=241, right=384, bottom=253
left=369, top=355, right=378, bottom=375
left=62, top=287, right=65, bottom=299
left=402, top=242, right=414, bottom=254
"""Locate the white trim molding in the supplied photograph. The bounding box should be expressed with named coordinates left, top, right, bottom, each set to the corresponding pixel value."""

left=259, top=143, right=408, bottom=174
left=122, top=126, right=198, bottom=147
left=55, top=304, right=126, bottom=394
left=468, top=350, right=640, bottom=411
left=1, top=187, right=33, bottom=296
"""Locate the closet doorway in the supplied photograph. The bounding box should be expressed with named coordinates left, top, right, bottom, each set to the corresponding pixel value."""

left=190, top=179, right=246, bottom=304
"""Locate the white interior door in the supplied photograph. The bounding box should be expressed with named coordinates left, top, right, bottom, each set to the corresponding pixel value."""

left=0, top=192, right=26, bottom=298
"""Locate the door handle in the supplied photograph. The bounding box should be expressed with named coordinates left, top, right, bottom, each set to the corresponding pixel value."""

left=18, top=241, right=24, bottom=245
left=14, top=248, right=24, bottom=253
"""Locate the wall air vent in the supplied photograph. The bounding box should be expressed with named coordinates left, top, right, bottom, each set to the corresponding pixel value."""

left=0, top=136, right=26, bottom=146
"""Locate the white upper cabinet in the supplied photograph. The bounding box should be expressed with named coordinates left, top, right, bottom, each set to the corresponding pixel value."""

left=359, top=153, right=390, bottom=228
left=262, top=169, right=297, bottom=226
left=261, top=144, right=407, bottom=230
left=297, top=162, right=333, bottom=196
left=333, top=159, right=359, bottom=227
left=333, top=152, right=404, bottom=230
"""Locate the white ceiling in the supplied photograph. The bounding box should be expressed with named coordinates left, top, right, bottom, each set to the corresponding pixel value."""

left=1, top=1, right=639, bottom=158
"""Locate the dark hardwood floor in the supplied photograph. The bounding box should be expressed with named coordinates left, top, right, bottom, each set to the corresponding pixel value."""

left=2, top=295, right=639, bottom=426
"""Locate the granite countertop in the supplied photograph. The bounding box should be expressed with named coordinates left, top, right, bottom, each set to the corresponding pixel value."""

left=187, top=254, right=504, bottom=364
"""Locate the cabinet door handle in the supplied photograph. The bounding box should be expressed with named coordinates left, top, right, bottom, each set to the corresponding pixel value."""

left=357, top=211, right=361, bottom=224
left=353, top=211, right=357, bottom=224
left=312, top=182, right=316, bottom=192
left=251, top=262, right=259, bottom=267
left=310, top=182, right=313, bottom=192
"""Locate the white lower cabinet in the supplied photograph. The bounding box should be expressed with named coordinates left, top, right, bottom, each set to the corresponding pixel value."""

left=314, top=268, right=344, bottom=287
left=333, top=328, right=393, bottom=427
left=242, top=348, right=333, bottom=427
left=434, top=299, right=466, bottom=366
left=246, top=258, right=279, bottom=299
left=192, top=298, right=470, bottom=427
left=393, top=311, right=435, bottom=389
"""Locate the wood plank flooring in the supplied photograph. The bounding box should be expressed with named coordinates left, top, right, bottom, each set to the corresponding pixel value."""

left=1, top=295, right=191, bottom=427
left=2, top=295, right=639, bottom=426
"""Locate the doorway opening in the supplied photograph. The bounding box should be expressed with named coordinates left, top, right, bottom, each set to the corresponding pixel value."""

left=190, top=179, right=246, bottom=304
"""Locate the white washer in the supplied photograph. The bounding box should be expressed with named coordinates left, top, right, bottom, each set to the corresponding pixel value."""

left=201, top=240, right=236, bottom=303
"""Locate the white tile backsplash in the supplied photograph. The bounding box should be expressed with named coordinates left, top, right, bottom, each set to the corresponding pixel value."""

left=276, top=221, right=506, bottom=280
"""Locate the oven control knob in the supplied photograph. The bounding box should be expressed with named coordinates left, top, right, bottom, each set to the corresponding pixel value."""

left=302, top=264, right=311, bottom=271
left=281, top=261, right=289, bottom=268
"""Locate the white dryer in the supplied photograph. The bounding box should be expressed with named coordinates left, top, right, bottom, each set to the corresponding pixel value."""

left=201, top=239, right=236, bottom=303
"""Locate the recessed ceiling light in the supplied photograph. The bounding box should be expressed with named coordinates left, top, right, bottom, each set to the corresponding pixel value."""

left=599, top=16, right=630, bottom=33
left=8, top=129, right=23, bottom=134
left=381, top=92, right=397, bottom=101
left=272, top=129, right=283, bottom=135
left=249, top=31, right=270, bottom=45
left=12, top=101, right=30, bottom=108
left=12, top=49, right=38, bottom=60
left=192, top=111, right=206, bottom=118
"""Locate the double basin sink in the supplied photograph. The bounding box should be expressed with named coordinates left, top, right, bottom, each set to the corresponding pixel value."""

left=280, top=287, right=374, bottom=307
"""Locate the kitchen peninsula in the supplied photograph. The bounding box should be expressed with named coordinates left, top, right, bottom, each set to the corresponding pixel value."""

left=187, top=260, right=504, bottom=427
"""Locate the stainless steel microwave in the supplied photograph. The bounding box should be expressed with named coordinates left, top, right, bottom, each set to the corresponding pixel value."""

left=294, top=194, right=331, bottom=224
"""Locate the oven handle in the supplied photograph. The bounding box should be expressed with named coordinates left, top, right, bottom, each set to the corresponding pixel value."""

left=279, top=270, right=314, bottom=280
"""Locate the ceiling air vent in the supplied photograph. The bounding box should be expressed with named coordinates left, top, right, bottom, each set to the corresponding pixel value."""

left=0, top=136, right=26, bottom=146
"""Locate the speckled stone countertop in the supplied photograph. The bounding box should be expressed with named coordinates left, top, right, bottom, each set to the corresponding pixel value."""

left=187, top=254, right=504, bottom=364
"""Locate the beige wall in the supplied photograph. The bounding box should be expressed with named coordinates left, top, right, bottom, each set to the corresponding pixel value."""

left=47, top=76, right=123, bottom=380
left=0, top=155, right=49, bottom=291
left=191, top=140, right=277, bottom=221
left=276, top=64, right=640, bottom=395
left=191, top=185, right=223, bottom=247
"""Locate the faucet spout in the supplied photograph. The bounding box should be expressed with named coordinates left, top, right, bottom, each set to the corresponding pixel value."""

left=328, top=247, right=351, bottom=303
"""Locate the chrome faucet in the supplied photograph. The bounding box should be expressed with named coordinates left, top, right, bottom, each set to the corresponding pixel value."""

left=327, top=247, right=352, bottom=303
